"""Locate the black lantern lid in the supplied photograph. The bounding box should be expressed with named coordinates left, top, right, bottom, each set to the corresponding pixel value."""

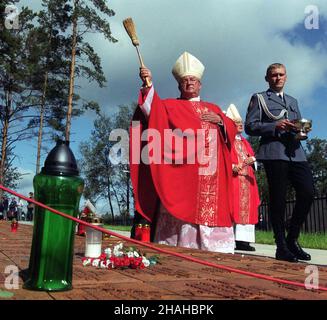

left=41, top=140, right=79, bottom=176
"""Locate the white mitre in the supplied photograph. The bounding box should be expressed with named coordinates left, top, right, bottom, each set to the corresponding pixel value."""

left=85, top=199, right=96, bottom=213
left=226, top=104, right=242, bottom=122
left=172, top=52, right=205, bottom=82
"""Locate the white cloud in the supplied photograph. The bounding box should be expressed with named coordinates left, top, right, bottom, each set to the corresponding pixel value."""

left=89, top=0, right=326, bottom=118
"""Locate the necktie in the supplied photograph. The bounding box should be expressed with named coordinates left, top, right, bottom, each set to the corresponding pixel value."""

left=278, top=93, right=284, bottom=102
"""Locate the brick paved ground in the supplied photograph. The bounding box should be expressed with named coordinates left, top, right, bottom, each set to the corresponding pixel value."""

left=0, top=221, right=326, bottom=300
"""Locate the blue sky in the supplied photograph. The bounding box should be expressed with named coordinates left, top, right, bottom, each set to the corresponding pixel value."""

left=7, top=0, right=327, bottom=212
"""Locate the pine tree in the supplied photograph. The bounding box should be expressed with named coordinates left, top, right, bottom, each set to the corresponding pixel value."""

left=26, top=1, right=76, bottom=173
left=24, top=0, right=117, bottom=172
left=0, top=3, right=37, bottom=195
left=79, top=113, right=116, bottom=220
left=79, top=104, right=136, bottom=220
left=63, top=0, right=117, bottom=140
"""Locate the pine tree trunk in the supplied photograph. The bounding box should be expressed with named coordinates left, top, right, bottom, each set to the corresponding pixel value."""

left=0, top=90, right=11, bottom=197
left=36, top=71, right=48, bottom=174
left=106, top=177, right=114, bottom=222
left=112, top=186, right=121, bottom=216
left=65, top=0, right=78, bottom=141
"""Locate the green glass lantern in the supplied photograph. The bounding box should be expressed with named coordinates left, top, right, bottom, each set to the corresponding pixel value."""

left=24, top=140, right=84, bottom=291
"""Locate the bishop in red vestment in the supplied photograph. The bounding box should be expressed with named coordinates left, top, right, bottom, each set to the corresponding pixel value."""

left=226, top=104, right=260, bottom=251
left=130, top=52, right=237, bottom=253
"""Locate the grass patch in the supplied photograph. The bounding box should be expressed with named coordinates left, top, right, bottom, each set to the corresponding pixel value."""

left=255, top=230, right=327, bottom=250
left=104, top=224, right=132, bottom=232
left=255, top=231, right=275, bottom=245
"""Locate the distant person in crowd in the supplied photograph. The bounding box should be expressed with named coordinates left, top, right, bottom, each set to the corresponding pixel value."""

left=8, top=197, right=17, bottom=221
left=27, top=192, right=35, bottom=221
left=17, top=198, right=25, bottom=221
left=226, top=104, right=260, bottom=251
left=245, top=63, right=314, bottom=262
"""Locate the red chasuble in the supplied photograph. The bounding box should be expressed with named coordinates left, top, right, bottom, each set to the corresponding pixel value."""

left=130, top=89, right=237, bottom=227
left=231, top=136, right=260, bottom=225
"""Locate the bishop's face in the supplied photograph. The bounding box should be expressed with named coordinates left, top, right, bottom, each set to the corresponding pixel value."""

left=236, top=121, right=243, bottom=133
left=178, top=76, right=202, bottom=100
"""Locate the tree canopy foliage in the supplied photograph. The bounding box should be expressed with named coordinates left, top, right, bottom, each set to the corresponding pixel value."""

left=79, top=104, right=136, bottom=220
left=0, top=0, right=117, bottom=190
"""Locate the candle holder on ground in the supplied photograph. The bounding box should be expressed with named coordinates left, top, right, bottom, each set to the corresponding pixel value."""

left=11, top=219, right=18, bottom=232
left=85, top=214, right=104, bottom=258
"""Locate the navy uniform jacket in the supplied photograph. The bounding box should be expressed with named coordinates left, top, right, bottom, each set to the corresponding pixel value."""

left=245, top=89, right=307, bottom=162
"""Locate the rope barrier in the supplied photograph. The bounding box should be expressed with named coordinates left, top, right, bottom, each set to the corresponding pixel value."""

left=0, top=184, right=326, bottom=292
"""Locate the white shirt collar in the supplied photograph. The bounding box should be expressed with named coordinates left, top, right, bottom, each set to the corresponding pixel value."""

left=235, top=134, right=242, bottom=140
left=189, top=96, right=200, bottom=102
left=271, top=90, right=284, bottom=98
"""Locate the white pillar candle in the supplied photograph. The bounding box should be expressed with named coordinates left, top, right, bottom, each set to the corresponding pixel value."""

left=85, top=243, right=102, bottom=258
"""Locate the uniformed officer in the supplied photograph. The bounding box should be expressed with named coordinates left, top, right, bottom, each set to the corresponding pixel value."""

left=245, top=63, right=314, bottom=262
